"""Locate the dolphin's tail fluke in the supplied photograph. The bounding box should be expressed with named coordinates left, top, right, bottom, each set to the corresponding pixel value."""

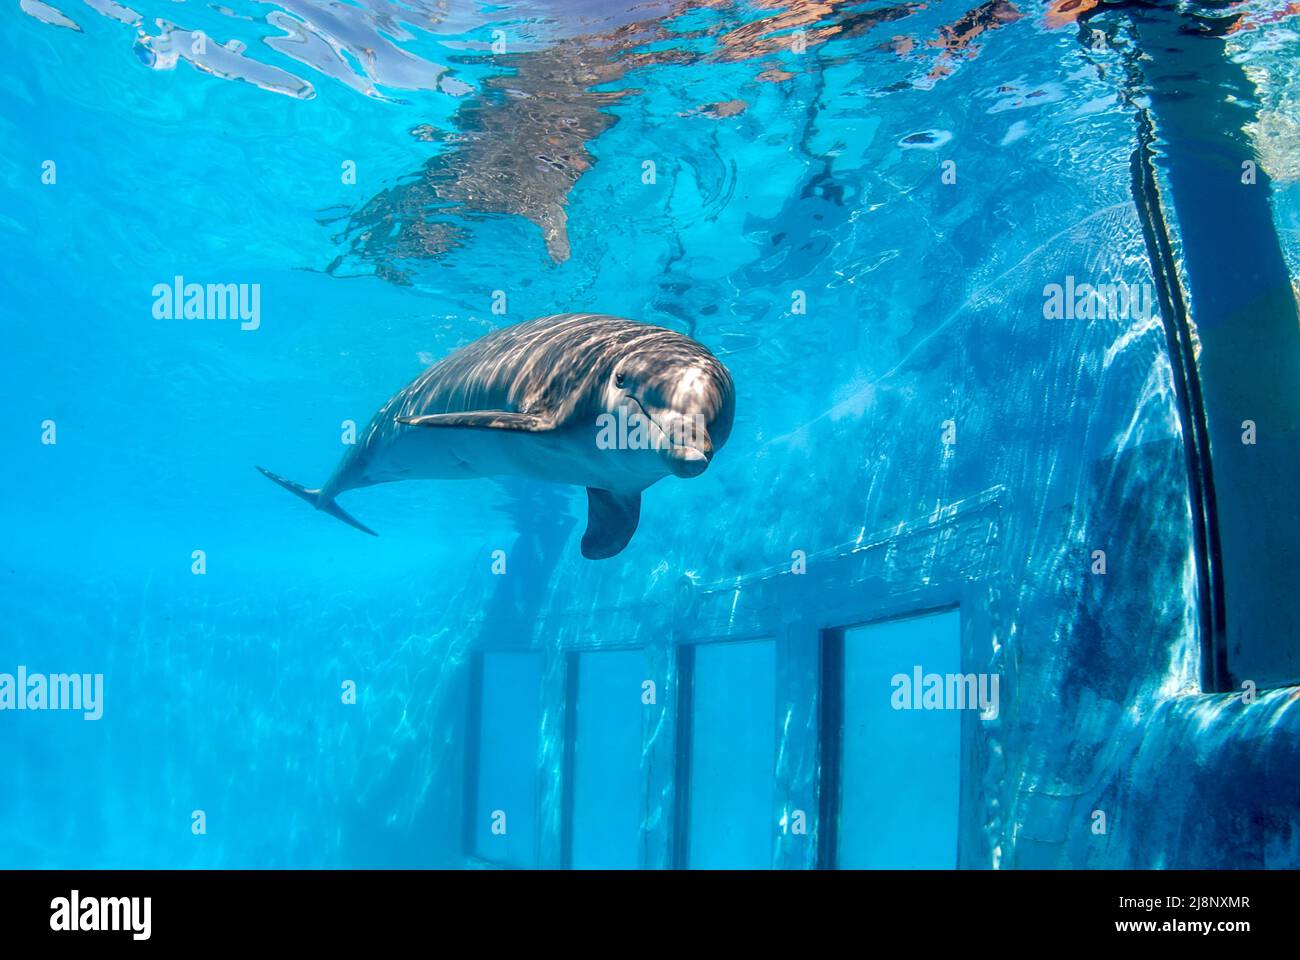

left=256, top=466, right=378, bottom=537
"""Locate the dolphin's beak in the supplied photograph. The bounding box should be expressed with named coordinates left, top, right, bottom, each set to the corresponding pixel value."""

left=668, top=447, right=709, bottom=478
left=666, top=431, right=712, bottom=478
left=641, top=400, right=715, bottom=478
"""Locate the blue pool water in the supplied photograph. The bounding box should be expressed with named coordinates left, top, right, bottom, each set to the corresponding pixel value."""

left=2, top=0, right=1298, bottom=869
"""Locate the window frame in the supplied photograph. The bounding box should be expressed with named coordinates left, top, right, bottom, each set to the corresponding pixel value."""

left=559, top=644, right=648, bottom=870
left=463, top=486, right=1003, bottom=869
left=461, top=648, right=546, bottom=869
left=668, top=485, right=1003, bottom=869
left=817, top=603, right=965, bottom=870
left=671, top=633, right=778, bottom=870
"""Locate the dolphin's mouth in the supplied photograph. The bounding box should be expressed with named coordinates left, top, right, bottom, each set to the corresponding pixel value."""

left=667, top=446, right=709, bottom=478
left=627, top=394, right=711, bottom=477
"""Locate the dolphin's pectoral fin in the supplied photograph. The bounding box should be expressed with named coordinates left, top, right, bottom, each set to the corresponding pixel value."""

left=395, top=411, right=555, bottom=432
left=581, top=488, right=641, bottom=560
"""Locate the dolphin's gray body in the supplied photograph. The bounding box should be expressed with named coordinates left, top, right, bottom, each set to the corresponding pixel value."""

left=258, top=313, right=736, bottom=558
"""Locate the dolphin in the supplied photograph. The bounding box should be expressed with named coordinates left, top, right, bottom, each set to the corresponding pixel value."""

left=257, top=313, right=736, bottom=558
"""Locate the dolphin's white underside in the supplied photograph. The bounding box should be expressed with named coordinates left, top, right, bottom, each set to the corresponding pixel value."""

left=359, top=419, right=659, bottom=495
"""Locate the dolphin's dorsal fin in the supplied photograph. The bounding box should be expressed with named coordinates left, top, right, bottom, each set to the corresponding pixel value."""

left=582, top=488, right=641, bottom=559
left=396, top=411, right=555, bottom=431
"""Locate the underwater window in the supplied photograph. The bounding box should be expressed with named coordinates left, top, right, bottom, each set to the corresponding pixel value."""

left=467, top=651, right=543, bottom=868
left=564, top=649, right=646, bottom=869
left=824, top=608, right=963, bottom=869
left=677, top=638, right=777, bottom=869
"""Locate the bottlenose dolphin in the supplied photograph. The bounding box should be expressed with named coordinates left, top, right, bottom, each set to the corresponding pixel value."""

left=257, top=313, right=735, bottom=558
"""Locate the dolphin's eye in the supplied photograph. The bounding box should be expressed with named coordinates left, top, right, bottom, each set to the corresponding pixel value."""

left=615, top=372, right=626, bottom=388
